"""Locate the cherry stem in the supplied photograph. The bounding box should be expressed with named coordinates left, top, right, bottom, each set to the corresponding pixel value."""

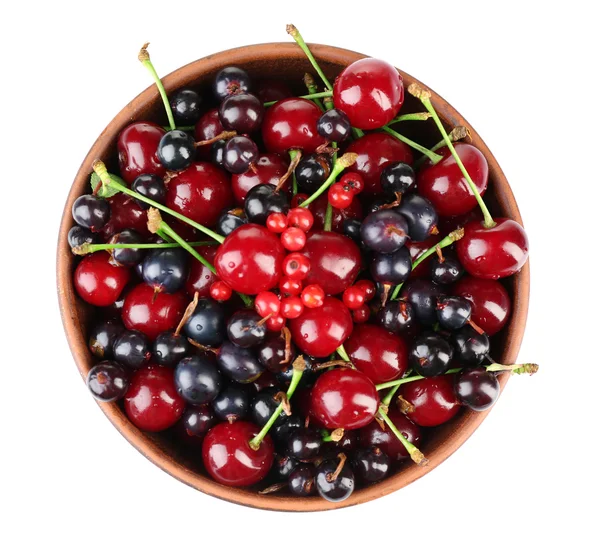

left=264, top=91, right=332, bottom=107
left=278, top=150, right=301, bottom=193
left=249, top=356, right=306, bottom=450
left=413, top=126, right=470, bottom=170
left=378, top=407, right=428, bottom=466
left=323, top=202, right=333, bottom=232
left=92, top=160, right=225, bottom=244
left=408, top=83, right=495, bottom=228
left=286, top=25, right=332, bottom=90
left=335, top=345, right=351, bottom=363
left=195, top=130, right=237, bottom=147
left=163, top=125, right=195, bottom=132
left=299, top=153, right=358, bottom=207
left=388, top=112, right=431, bottom=124
left=303, top=73, right=325, bottom=111
left=175, top=292, right=199, bottom=336
left=381, top=126, right=443, bottom=164
left=281, top=327, right=293, bottom=365
left=321, top=428, right=345, bottom=442
left=487, top=363, right=539, bottom=375
left=321, top=94, right=336, bottom=231
left=72, top=240, right=217, bottom=256
left=352, top=128, right=365, bottom=139
left=156, top=229, right=174, bottom=243
left=390, top=227, right=465, bottom=301
left=138, top=43, right=176, bottom=131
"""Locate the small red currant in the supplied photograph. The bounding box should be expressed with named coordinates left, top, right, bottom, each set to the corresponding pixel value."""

left=328, top=183, right=353, bottom=209
left=342, top=286, right=367, bottom=310
left=282, top=253, right=311, bottom=280
left=355, top=280, right=376, bottom=301
left=255, top=291, right=281, bottom=317
left=287, top=207, right=314, bottom=232
left=210, top=281, right=232, bottom=301
left=281, top=296, right=304, bottom=319
left=266, top=313, right=286, bottom=331
left=281, top=227, right=306, bottom=251
left=266, top=212, right=288, bottom=233
left=301, top=284, right=325, bottom=309
left=352, top=304, right=370, bottom=323
left=339, top=172, right=364, bottom=195
left=280, top=277, right=303, bottom=296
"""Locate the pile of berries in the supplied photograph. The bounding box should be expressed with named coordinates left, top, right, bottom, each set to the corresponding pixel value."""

left=68, top=26, right=537, bottom=503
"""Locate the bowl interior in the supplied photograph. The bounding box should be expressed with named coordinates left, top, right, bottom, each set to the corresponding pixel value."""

left=57, top=42, right=529, bottom=512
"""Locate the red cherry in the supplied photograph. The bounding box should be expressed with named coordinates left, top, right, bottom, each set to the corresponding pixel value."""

left=266, top=212, right=288, bottom=233
left=74, top=251, right=131, bottom=307
left=345, top=324, right=408, bottom=384
left=352, top=304, right=370, bottom=323
left=310, top=368, right=379, bottom=429
left=359, top=410, right=421, bottom=461
left=281, top=227, right=306, bottom=251
left=124, top=364, right=185, bottom=432
left=301, top=284, right=325, bottom=309
left=280, top=296, right=304, bottom=319
left=309, top=194, right=363, bottom=233
left=453, top=276, right=511, bottom=336
left=291, top=193, right=309, bottom=208
left=165, top=162, right=233, bottom=228
left=417, top=144, right=489, bottom=217
left=437, top=208, right=483, bottom=235
left=194, top=108, right=224, bottom=160
left=333, top=58, right=404, bottom=130
left=342, top=286, right=367, bottom=310
left=303, top=231, right=361, bottom=295
left=255, top=291, right=281, bottom=316
left=214, top=224, right=285, bottom=295
left=355, top=280, right=376, bottom=300
left=185, top=245, right=218, bottom=298
left=121, top=283, right=187, bottom=340
left=266, top=314, right=286, bottom=332
left=346, top=132, right=413, bottom=195
left=282, top=253, right=311, bottom=280
left=402, top=375, right=461, bottom=427
left=288, top=296, right=353, bottom=357
left=210, top=281, right=232, bottom=301
left=262, top=98, right=327, bottom=155
left=231, top=153, right=289, bottom=204
left=328, top=183, right=354, bottom=209
left=287, top=207, right=314, bottom=232
left=202, top=421, right=274, bottom=486
left=339, top=172, right=364, bottom=194
left=99, top=193, right=152, bottom=240
left=456, top=218, right=529, bottom=279
left=280, top=277, right=302, bottom=297
left=407, top=236, right=439, bottom=279
left=256, top=79, right=293, bottom=103
left=117, top=121, right=166, bottom=184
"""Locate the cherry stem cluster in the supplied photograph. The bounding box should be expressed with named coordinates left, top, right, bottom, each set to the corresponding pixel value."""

left=264, top=90, right=332, bottom=107
left=381, top=126, right=443, bottom=164
left=413, top=126, right=470, bottom=170
left=286, top=25, right=332, bottom=90
left=299, top=153, right=358, bottom=207
left=378, top=407, right=428, bottom=466
left=72, top=240, right=217, bottom=256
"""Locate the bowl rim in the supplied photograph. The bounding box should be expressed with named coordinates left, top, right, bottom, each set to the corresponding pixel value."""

left=56, top=41, right=530, bottom=512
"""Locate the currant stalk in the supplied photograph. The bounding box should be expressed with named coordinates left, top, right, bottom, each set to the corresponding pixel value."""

left=299, top=153, right=358, bottom=207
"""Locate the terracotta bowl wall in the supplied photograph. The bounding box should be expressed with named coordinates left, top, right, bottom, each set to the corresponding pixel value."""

left=57, top=43, right=529, bottom=512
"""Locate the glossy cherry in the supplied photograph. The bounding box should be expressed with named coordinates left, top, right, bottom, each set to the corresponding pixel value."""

left=333, top=58, right=403, bottom=129
left=345, top=324, right=408, bottom=384
left=185, top=245, right=219, bottom=298
left=202, top=421, right=274, bottom=487
left=194, top=108, right=224, bottom=159
left=359, top=410, right=421, bottom=461
left=402, top=375, right=461, bottom=427
left=310, top=368, right=379, bottom=429
left=231, top=153, right=289, bottom=205
left=308, top=194, right=363, bottom=233
left=99, top=193, right=152, bottom=240
left=407, top=236, right=438, bottom=279
left=117, top=121, right=166, bottom=184
left=455, top=368, right=500, bottom=411
left=124, top=364, right=185, bottom=432
left=74, top=251, right=131, bottom=307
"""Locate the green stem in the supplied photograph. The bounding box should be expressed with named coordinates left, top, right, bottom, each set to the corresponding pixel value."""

left=92, top=161, right=225, bottom=244
left=388, top=112, right=431, bottom=124
left=155, top=229, right=173, bottom=243
left=264, top=90, right=332, bottom=107
left=303, top=74, right=325, bottom=111
left=299, top=153, right=358, bottom=207
left=486, top=363, right=539, bottom=375
left=409, top=85, right=495, bottom=228
left=286, top=25, right=332, bottom=90
left=413, top=126, right=470, bottom=169
left=139, top=44, right=175, bottom=131
left=378, top=408, right=427, bottom=465
left=73, top=240, right=217, bottom=255
left=324, top=202, right=333, bottom=231
left=336, top=345, right=350, bottom=362
left=378, top=368, right=462, bottom=401
left=289, top=150, right=299, bottom=195
left=390, top=227, right=465, bottom=301
left=159, top=222, right=217, bottom=275
left=381, top=126, right=443, bottom=164
left=352, top=128, right=365, bottom=139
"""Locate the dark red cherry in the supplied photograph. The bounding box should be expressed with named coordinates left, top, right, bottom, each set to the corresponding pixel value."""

left=456, top=218, right=529, bottom=279
left=407, top=236, right=439, bottom=279
left=194, top=108, right=224, bottom=160
left=417, top=144, right=488, bottom=217
left=214, top=224, right=285, bottom=295
left=121, top=283, right=187, bottom=340
left=308, top=194, right=363, bottom=233
left=262, top=98, right=327, bottom=155
left=345, top=324, right=408, bottom=384
left=289, top=297, right=353, bottom=357
left=359, top=410, right=421, bottom=461
left=165, top=162, right=233, bottom=228
left=74, top=251, right=131, bottom=307
left=402, top=375, right=461, bottom=427
left=202, top=421, right=274, bottom=487
left=117, top=121, right=166, bottom=184
left=346, top=132, right=413, bottom=194
left=231, top=153, right=289, bottom=205
left=333, top=58, right=403, bottom=130
left=256, top=79, right=293, bottom=103
left=303, top=231, right=361, bottom=295
left=310, top=368, right=378, bottom=429
left=453, top=276, right=511, bottom=336
left=124, top=364, right=185, bottom=432
left=185, top=245, right=218, bottom=298
left=99, top=193, right=152, bottom=240
left=455, top=368, right=500, bottom=411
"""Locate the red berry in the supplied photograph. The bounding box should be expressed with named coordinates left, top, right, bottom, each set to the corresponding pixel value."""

left=185, top=245, right=219, bottom=298
left=266, top=212, right=288, bottom=233
left=402, top=375, right=461, bottom=427
left=281, top=227, right=306, bottom=251
left=74, top=251, right=131, bottom=307
left=210, top=281, right=232, bottom=301
left=117, top=121, right=166, bottom=184
left=255, top=291, right=281, bottom=317
left=301, top=284, right=325, bottom=309
left=355, top=280, right=376, bottom=300
left=291, top=194, right=309, bottom=208
left=352, top=304, right=370, bottom=323
left=339, top=172, right=364, bottom=195
left=287, top=207, right=314, bottom=232
left=280, top=296, right=304, bottom=319
left=266, top=314, right=286, bottom=332
left=282, top=253, right=311, bottom=280
left=328, top=183, right=353, bottom=209
left=280, top=277, right=303, bottom=297
left=342, top=286, right=367, bottom=310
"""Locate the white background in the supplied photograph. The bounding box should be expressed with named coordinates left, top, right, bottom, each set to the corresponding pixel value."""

left=2, top=1, right=598, bottom=549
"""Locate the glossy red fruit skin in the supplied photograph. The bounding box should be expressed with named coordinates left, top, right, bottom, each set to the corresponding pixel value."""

left=453, top=276, right=511, bottom=336
left=121, top=283, right=187, bottom=340
left=117, top=121, right=166, bottom=184
left=309, top=194, right=363, bottom=233
left=345, top=324, right=408, bottom=384
left=214, top=224, right=285, bottom=295
left=407, top=236, right=439, bottom=279
left=231, top=154, right=289, bottom=205
left=333, top=58, right=403, bottom=130
left=194, top=108, right=224, bottom=160
left=289, top=297, right=353, bottom=357
left=456, top=218, right=529, bottom=279
left=418, top=144, right=488, bottom=217
left=262, top=98, right=327, bottom=155
left=303, top=231, right=362, bottom=295
left=202, top=421, right=274, bottom=487
left=402, top=375, right=461, bottom=427
left=346, top=133, right=413, bottom=194
left=359, top=410, right=421, bottom=461
left=185, top=245, right=218, bottom=298
left=165, top=162, right=233, bottom=227
left=99, top=193, right=152, bottom=240
left=310, top=368, right=379, bottom=429
left=74, top=251, right=131, bottom=307
left=124, top=364, right=185, bottom=432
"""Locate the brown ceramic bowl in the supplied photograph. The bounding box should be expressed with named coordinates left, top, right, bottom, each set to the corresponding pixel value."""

left=57, top=42, right=529, bottom=511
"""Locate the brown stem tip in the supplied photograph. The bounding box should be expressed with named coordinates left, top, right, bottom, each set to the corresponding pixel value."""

left=138, top=42, right=150, bottom=63
left=175, top=292, right=199, bottom=336
left=259, top=482, right=288, bottom=495
left=303, top=73, right=316, bottom=88
left=326, top=453, right=347, bottom=482
left=449, top=227, right=465, bottom=242
left=292, top=355, right=307, bottom=373
left=338, top=152, right=359, bottom=168
left=286, top=24, right=299, bottom=37
left=147, top=207, right=163, bottom=234
left=397, top=395, right=415, bottom=415
left=330, top=428, right=345, bottom=442
left=275, top=391, right=292, bottom=416
left=71, top=243, right=91, bottom=256
left=407, top=82, right=431, bottom=101
left=410, top=448, right=429, bottom=466
left=449, top=126, right=471, bottom=142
